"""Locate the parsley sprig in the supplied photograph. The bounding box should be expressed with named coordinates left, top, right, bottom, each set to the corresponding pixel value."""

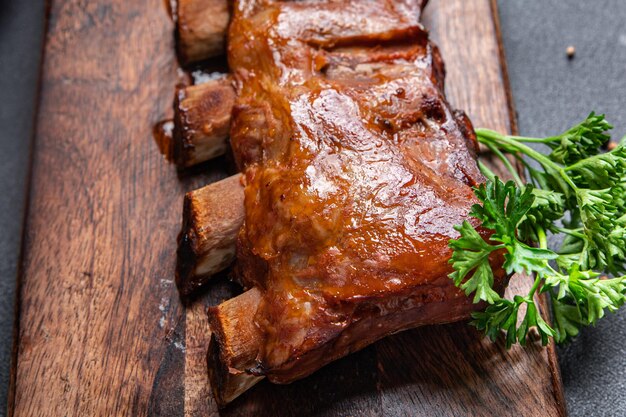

left=449, top=113, right=626, bottom=346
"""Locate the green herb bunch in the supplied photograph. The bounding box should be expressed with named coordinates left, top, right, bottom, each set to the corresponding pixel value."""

left=449, top=113, right=626, bottom=347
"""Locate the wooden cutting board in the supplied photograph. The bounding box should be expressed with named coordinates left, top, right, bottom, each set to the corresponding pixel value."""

left=9, top=1, right=567, bottom=416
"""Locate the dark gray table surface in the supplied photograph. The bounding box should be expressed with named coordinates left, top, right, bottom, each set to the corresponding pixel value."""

left=0, top=2, right=45, bottom=417
left=1, top=1, right=625, bottom=416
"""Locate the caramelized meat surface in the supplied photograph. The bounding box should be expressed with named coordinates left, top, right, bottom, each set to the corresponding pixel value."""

left=228, top=0, right=507, bottom=382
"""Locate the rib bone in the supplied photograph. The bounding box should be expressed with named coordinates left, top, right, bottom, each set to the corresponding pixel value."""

left=176, top=0, right=230, bottom=65
left=206, top=281, right=505, bottom=406
left=176, top=175, right=244, bottom=295
left=207, top=287, right=264, bottom=407
left=173, top=77, right=236, bottom=167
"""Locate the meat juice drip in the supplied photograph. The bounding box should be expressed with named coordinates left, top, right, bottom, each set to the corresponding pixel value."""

left=153, top=120, right=175, bottom=162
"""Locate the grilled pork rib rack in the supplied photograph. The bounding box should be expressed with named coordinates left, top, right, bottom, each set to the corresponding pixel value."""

left=169, top=0, right=508, bottom=407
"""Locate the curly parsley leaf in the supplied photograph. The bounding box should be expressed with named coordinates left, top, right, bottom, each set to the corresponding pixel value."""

left=470, top=179, right=535, bottom=234
left=469, top=178, right=558, bottom=275
left=518, top=188, right=565, bottom=241
left=546, top=112, right=612, bottom=165
left=549, top=295, right=582, bottom=343
left=449, top=221, right=502, bottom=304
left=566, top=268, right=626, bottom=325
left=450, top=113, right=626, bottom=347
left=471, top=298, right=519, bottom=347
left=566, top=143, right=626, bottom=189
left=517, top=298, right=555, bottom=347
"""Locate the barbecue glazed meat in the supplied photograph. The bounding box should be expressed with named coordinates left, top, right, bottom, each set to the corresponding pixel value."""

left=223, top=0, right=508, bottom=384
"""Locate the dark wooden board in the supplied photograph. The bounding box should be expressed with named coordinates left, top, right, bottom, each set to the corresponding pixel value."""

left=9, top=1, right=567, bottom=416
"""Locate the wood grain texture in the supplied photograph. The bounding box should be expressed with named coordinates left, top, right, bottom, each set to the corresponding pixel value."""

left=10, top=0, right=567, bottom=416
left=9, top=1, right=220, bottom=415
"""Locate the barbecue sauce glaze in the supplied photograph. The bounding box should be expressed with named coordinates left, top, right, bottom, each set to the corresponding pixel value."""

left=228, top=0, right=507, bottom=382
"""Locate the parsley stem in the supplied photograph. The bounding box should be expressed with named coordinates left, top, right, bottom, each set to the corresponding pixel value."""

left=557, top=168, right=579, bottom=191
left=475, top=129, right=561, bottom=173
left=537, top=226, right=548, bottom=250
left=513, top=155, right=541, bottom=187
left=526, top=227, right=548, bottom=300
left=476, top=129, right=579, bottom=197
left=528, top=274, right=543, bottom=299
left=553, top=226, right=586, bottom=240
left=478, top=161, right=497, bottom=181
left=509, top=135, right=561, bottom=144
left=485, top=143, right=525, bottom=187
